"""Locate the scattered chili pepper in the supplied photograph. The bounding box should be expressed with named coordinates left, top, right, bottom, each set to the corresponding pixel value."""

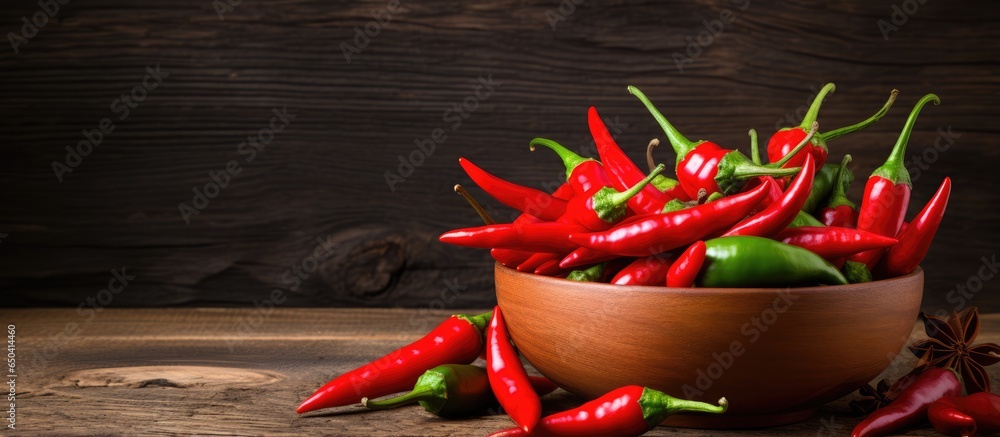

left=360, top=364, right=558, bottom=418
left=530, top=137, right=612, bottom=196
left=486, top=306, right=541, bottom=433
left=698, top=236, right=848, bottom=287
left=667, top=241, right=706, bottom=287
left=767, top=85, right=898, bottom=169
left=566, top=263, right=605, bottom=282
left=776, top=226, right=897, bottom=261
left=296, top=311, right=492, bottom=413
left=568, top=179, right=772, bottom=257
left=589, top=106, right=685, bottom=215
left=850, top=367, right=962, bottom=437
left=842, top=260, right=873, bottom=283
left=559, top=163, right=665, bottom=231
left=486, top=385, right=727, bottom=437
left=439, top=220, right=583, bottom=253
left=612, top=255, right=673, bottom=285
left=909, top=308, right=1000, bottom=394
left=459, top=157, right=567, bottom=221
left=876, top=177, right=951, bottom=278
left=928, top=392, right=1000, bottom=437
left=801, top=162, right=843, bottom=214
left=723, top=153, right=816, bottom=238
left=788, top=210, right=826, bottom=228
left=628, top=86, right=803, bottom=198
left=849, top=93, right=940, bottom=269
left=818, top=155, right=857, bottom=227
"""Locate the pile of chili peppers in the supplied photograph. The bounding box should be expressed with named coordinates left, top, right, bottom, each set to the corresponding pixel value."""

left=441, top=84, right=951, bottom=288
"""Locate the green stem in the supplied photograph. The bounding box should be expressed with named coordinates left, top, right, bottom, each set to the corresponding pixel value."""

left=799, top=83, right=836, bottom=129
left=640, top=387, right=728, bottom=429
left=362, top=387, right=433, bottom=410
left=826, top=154, right=855, bottom=209
left=748, top=129, right=760, bottom=165
left=732, top=164, right=801, bottom=179
left=822, top=89, right=899, bottom=141
left=628, top=86, right=702, bottom=164
left=609, top=163, right=665, bottom=206
left=770, top=122, right=818, bottom=168
left=873, top=93, right=941, bottom=185
left=530, top=138, right=589, bottom=180
left=454, top=184, right=495, bottom=225
left=457, top=310, right=493, bottom=334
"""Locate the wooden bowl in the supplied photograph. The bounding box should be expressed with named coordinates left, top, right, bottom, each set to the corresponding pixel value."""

left=494, top=263, right=923, bottom=429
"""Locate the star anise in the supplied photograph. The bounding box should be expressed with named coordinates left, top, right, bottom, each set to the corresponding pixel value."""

left=849, top=367, right=924, bottom=415
left=909, top=307, right=1000, bottom=394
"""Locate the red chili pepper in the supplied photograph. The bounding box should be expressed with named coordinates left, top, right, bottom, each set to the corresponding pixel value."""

left=767, top=85, right=898, bottom=169
left=486, top=385, right=727, bottom=437
left=558, top=163, right=665, bottom=231
left=534, top=258, right=567, bottom=277
left=850, top=94, right=940, bottom=269
left=492, top=248, right=533, bottom=267
left=851, top=367, right=962, bottom=437
left=459, top=158, right=567, bottom=221
left=517, top=252, right=559, bottom=273
left=723, top=153, right=816, bottom=238
left=530, top=137, right=612, bottom=196
left=296, top=311, right=492, bottom=413
left=611, top=255, right=674, bottom=285
left=589, top=106, right=685, bottom=215
left=558, top=246, right=619, bottom=269
left=776, top=226, right=898, bottom=261
left=818, top=154, right=857, bottom=228
left=667, top=241, right=706, bottom=287
left=568, top=180, right=772, bottom=257
left=928, top=392, right=1000, bottom=437
left=486, top=306, right=541, bottom=433
left=876, top=177, right=951, bottom=278
left=439, top=221, right=583, bottom=253
left=747, top=175, right=784, bottom=214
left=628, top=86, right=803, bottom=198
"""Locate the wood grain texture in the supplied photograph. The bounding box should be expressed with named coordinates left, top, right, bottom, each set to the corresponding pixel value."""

left=9, top=307, right=1000, bottom=435
left=0, top=0, right=997, bottom=308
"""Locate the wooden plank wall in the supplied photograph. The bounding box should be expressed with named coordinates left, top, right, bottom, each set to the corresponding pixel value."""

left=1, top=0, right=998, bottom=311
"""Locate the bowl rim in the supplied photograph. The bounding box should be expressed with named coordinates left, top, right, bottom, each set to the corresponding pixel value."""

left=495, top=262, right=923, bottom=296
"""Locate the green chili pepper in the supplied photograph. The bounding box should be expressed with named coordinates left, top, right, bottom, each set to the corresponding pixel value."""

left=801, top=163, right=841, bottom=214
left=566, top=263, right=604, bottom=282
left=787, top=210, right=825, bottom=228
left=698, top=236, right=848, bottom=287
left=842, top=260, right=872, bottom=283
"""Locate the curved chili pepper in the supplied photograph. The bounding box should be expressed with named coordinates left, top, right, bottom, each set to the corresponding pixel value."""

left=628, top=86, right=803, bottom=198
left=876, top=177, right=951, bottom=278
left=928, top=392, right=1000, bottom=437
left=818, top=155, right=857, bottom=228
left=667, top=241, right=706, bottom=287
left=788, top=210, right=826, bottom=228
left=566, top=263, right=605, bottom=282
left=296, top=311, right=492, bottom=413
left=487, top=306, right=541, bottom=433
left=699, top=236, right=848, bottom=287
left=767, top=85, right=898, bottom=169
left=559, top=164, right=665, bottom=231
left=851, top=367, right=962, bottom=437
left=850, top=94, right=940, bottom=269
left=612, top=255, right=673, bottom=286
left=568, top=179, right=772, bottom=257
left=530, top=137, right=612, bottom=196
left=802, top=162, right=843, bottom=214
left=360, top=364, right=558, bottom=418
left=534, top=258, right=567, bottom=277
left=517, top=252, right=559, bottom=273
left=723, top=153, right=816, bottom=238
left=589, top=106, right=685, bottom=214
left=492, top=248, right=533, bottom=267
left=439, top=221, right=583, bottom=253
left=486, top=385, right=727, bottom=437
left=777, top=226, right=897, bottom=261
left=558, top=246, right=619, bottom=269
left=459, top=158, right=567, bottom=221
left=746, top=176, right=783, bottom=214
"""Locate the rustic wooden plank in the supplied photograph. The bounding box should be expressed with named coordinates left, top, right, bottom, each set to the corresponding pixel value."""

left=5, top=308, right=1000, bottom=435
left=0, top=0, right=997, bottom=307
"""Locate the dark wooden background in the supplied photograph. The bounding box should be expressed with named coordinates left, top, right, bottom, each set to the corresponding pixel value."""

left=1, top=0, right=997, bottom=311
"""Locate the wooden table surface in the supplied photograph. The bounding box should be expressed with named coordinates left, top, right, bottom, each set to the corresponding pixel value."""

left=7, top=308, right=1000, bottom=436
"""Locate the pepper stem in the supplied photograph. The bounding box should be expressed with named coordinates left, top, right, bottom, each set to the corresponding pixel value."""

left=457, top=310, right=494, bottom=335
left=646, top=138, right=660, bottom=173
left=530, top=138, right=589, bottom=180
left=770, top=122, right=818, bottom=168
left=826, top=154, right=855, bottom=209
left=362, top=387, right=434, bottom=410
left=872, top=93, right=941, bottom=186
left=454, top=184, right=495, bottom=225
left=748, top=129, right=760, bottom=165
left=609, top=163, right=665, bottom=206
left=822, top=89, right=899, bottom=141
left=628, top=86, right=702, bottom=164
left=799, top=83, right=836, bottom=129
left=640, top=387, right=728, bottom=429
